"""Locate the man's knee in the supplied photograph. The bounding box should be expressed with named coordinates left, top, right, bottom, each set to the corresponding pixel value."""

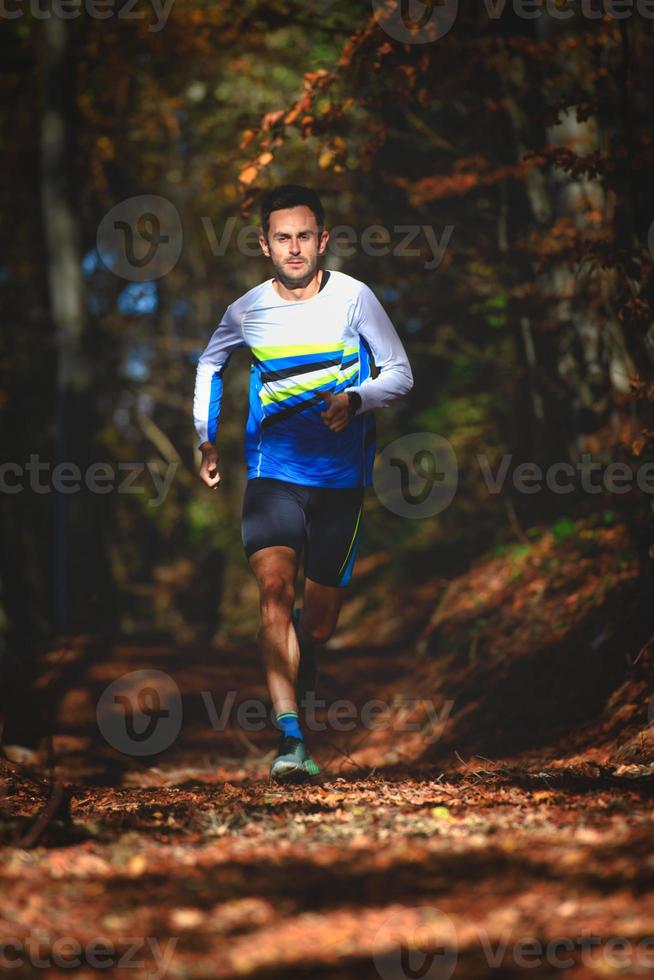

left=302, top=618, right=335, bottom=646
left=258, top=572, right=294, bottom=618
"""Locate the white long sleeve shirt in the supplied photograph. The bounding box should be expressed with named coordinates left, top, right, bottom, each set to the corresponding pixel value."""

left=193, top=269, right=413, bottom=488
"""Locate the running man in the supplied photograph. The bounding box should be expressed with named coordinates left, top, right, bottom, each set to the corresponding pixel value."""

left=193, top=184, right=413, bottom=782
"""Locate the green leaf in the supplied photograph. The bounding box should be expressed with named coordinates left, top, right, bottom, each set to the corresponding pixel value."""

left=552, top=517, right=576, bottom=543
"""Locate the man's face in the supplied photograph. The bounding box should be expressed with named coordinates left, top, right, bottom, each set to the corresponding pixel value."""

left=259, top=205, right=329, bottom=288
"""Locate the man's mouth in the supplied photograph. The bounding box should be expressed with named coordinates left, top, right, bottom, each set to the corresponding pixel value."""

left=287, top=260, right=304, bottom=266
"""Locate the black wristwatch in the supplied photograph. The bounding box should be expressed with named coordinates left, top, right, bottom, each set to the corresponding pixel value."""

left=347, top=391, right=362, bottom=417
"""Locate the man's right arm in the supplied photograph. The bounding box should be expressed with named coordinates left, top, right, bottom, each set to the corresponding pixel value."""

left=193, top=303, right=245, bottom=487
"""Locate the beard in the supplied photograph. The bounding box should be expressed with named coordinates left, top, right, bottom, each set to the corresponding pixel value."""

left=270, top=252, right=319, bottom=290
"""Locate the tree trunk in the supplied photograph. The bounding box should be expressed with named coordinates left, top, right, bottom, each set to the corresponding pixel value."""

left=40, top=11, right=112, bottom=635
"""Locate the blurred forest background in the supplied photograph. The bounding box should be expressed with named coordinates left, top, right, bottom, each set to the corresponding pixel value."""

left=2, top=0, right=654, bottom=722
left=4, top=8, right=654, bottom=968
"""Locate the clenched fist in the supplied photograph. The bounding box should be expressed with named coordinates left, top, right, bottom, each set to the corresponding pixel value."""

left=320, top=391, right=353, bottom=433
left=198, top=442, right=221, bottom=489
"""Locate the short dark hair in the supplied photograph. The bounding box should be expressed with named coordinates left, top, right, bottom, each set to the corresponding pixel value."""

left=260, top=184, right=325, bottom=237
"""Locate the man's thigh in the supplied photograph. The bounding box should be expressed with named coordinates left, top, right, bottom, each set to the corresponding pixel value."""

left=241, top=477, right=307, bottom=562
left=304, top=486, right=364, bottom=589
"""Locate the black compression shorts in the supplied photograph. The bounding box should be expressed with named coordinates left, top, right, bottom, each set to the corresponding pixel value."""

left=241, top=477, right=364, bottom=588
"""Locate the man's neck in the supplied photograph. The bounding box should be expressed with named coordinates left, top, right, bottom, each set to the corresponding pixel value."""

left=272, top=268, right=323, bottom=302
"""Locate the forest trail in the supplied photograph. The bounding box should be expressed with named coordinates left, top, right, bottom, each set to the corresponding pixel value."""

left=2, top=516, right=654, bottom=979
left=3, top=758, right=654, bottom=979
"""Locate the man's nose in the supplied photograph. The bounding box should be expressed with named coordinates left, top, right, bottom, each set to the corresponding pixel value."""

left=289, top=238, right=301, bottom=253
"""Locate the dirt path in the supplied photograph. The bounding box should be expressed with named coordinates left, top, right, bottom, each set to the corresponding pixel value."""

left=3, top=520, right=654, bottom=978
left=3, top=760, right=654, bottom=979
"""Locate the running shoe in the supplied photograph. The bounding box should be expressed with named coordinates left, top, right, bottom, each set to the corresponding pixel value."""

left=269, top=734, right=321, bottom=783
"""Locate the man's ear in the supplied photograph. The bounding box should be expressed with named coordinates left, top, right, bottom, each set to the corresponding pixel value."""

left=318, top=227, right=330, bottom=255
left=258, top=226, right=270, bottom=257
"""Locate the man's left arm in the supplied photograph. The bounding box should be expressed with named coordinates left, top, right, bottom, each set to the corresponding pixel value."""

left=321, top=284, right=413, bottom=432
left=344, top=283, right=414, bottom=416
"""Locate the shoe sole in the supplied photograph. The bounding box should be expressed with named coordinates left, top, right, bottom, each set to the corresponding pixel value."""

left=271, top=766, right=312, bottom=784
left=270, top=761, right=321, bottom=784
